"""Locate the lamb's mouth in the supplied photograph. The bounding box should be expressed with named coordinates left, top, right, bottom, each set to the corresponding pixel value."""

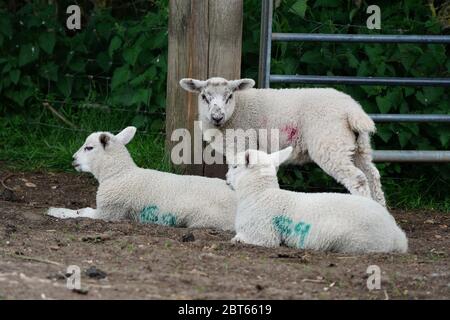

left=72, top=161, right=80, bottom=170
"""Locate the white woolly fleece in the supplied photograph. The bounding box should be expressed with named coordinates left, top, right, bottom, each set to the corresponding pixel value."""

left=227, top=148, right=408, bottom=253
left=180, top=77, right=386, bottom=207
left=48, top=127, right=237, bottom=231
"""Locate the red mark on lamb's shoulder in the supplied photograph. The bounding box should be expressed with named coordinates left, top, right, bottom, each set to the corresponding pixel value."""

left=281, top=124, right=299, bottom=143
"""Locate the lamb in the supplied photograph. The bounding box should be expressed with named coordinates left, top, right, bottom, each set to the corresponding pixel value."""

left=47, top=126, right=236, bottom=231
left=225, top=147, right=407, bottom=253
left=180, top=77, right=386, bottom=207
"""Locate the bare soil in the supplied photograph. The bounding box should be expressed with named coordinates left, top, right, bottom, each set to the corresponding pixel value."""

left=0, top=170, right=449, bottom=299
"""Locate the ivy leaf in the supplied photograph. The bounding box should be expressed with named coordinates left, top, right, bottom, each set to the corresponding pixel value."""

left=131, top=88, right=151, bottom=106
left=9, top=70, right=20, bottom=84
left=437, top=128, right=450, bottom=148
left=398, top=131, right=412, bottom=148
left=377, top=126, right=392, bottom=143
left=111, top=65, right=130, bottom=90
left=289, top=0, right=308, bottom=18
left=123, top=45, right=142, bottom=66
left=38, top=32, right=56, bottom=54
left=56, top=75, right=73, bottom=97
left=68, top=57, right=86, bottom=72
left=375, top=95, right=392, bottom=113
left=131, top=114, right=147, bottom=129
left=108, top=36, right=122, bottom=57
left=5, top=87, right=34, bottom=106
left=96, top=52, right=111, bottom=71
left=0, top=15, right=12, bottom=38
left=19, top=44, right=39, bottom=66
left=39, top=62, right=58, bottom=81
left=300, top=51, right=321, bottom=64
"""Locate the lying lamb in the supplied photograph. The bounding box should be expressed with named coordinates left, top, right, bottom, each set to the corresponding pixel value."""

left=225, top=147, right=407, bottom=253
left=47, top=126, right=236, bottom=231
left=180, top=77, right=386, bottom=207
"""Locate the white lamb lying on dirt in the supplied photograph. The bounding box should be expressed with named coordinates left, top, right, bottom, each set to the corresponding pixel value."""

left=225, top=147, right=407, bottom=253
left=47, top=127, right=236, bottom=231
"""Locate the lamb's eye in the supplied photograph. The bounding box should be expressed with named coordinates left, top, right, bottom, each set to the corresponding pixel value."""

left=84, top=146, right=93, bottom=151
left=232, top=165, right=238, bottom=169
left=226, top=94, right=233, bottom=103
left=201, top=94, right=209, bottom=103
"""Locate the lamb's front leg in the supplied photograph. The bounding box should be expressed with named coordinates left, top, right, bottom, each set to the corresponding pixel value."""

left=47, top=207, right=99, bottom=219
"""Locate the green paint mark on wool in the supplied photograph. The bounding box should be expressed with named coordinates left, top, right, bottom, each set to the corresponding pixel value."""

left=273, top=215, right=311, bottom=249
left=139, top=205, right=177, bottom=227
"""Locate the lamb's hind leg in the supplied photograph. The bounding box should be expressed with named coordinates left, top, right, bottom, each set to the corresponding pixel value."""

left=353, top=133, right=386, bottom=206
left=310, top=144, right=372, bottom=199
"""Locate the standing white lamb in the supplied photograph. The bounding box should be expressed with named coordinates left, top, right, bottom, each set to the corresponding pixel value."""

left=47, top=126, right=236, bottom=231
left=225, top=147, right=407, bottom=253
left=180, top=77, right=386, bottom=207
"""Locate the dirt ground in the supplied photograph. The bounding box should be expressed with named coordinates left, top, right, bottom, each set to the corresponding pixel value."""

left=0, top=170, right=448, bottom=300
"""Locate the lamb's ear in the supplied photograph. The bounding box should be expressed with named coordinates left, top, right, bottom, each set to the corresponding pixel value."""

left=269, top=147, right=293, bottom=167
left=115, top=126, right=137, bottom=145
left=179, top=78, right=207, bottom=93
left=99, top=134, right=110, bottom=149
left=229, top=78, right=255, bottom=91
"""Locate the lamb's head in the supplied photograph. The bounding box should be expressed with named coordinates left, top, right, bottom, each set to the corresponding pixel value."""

left=226, top=147, right=293, bottom=191
left=72, top=126, right=137, bottom=174
left=179, top=77, right=255, bottom=127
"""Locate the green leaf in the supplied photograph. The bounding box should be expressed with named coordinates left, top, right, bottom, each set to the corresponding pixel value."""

left=437, top=128, right=450, bottom=148
left=377, top=126, right=392, bottom=143
left=108, top=36, right=122, bottom=57
left=289, top=0, right=308, bottom=18
left=131, top=88, right=151, bottom=105
left=9, top=69, right=20, bottom=84
left=349, top=7, right=359, bottom=22
left=345, top=52, right=359, bottom=69
left=131, top=114, right=147, bottom=129
left=5, top=87, right=34, bottom=106
left=0, top=15, right=12, bottom=38
left=96, top=52, right=111, bottom=71
left=111, top=65, right=131, bottom=90
left=56, top=76, right=73, bottom=97
left=375, top=95, right=392, bottom=113
left=38, top=32, right=56, bottom=54
left=68, top=58, right=86, bottom=72
left=39, top=62, right=58, bottom=81
left=398, top=131, right=412, bottom=148
left=19, top=44, right=39, bottom=66
left=123, top=45, right=142, bottom=66
left=300, top=51, right=321, bottom=64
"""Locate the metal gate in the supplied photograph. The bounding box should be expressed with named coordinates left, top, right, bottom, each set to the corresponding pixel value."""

left=258, top=0, right=450, bottom=162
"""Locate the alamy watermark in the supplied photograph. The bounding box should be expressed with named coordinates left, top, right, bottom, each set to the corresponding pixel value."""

left=366, top=265, right=381, bottom=290
left=66, top=265, right=81, bottom=290
left=170, top=121, right=280, bottom=165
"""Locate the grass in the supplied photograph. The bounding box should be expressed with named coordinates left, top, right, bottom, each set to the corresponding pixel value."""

left=1, top=107, right=449, bottom=212
left=0, top=106, right=171, bottom=173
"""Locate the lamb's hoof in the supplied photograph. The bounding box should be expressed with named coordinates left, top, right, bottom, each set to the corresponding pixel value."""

left=47, top=207, right=68, bottom=219
left=231, top=235, right=245, bottom=244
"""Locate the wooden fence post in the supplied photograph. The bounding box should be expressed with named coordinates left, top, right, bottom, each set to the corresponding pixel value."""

left=165, top=0, right=244, bottom=177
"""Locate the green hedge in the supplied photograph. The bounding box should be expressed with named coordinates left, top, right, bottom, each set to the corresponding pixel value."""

left=0, top=0, right=449, bottom=208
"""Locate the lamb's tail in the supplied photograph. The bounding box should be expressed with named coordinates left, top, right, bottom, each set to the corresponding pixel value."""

left=347, top=107, right=375, bottom=135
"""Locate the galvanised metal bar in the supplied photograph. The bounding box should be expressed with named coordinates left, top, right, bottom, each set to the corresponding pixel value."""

left=370, top=114, right=450, bottom=123
left=272, top=33, right=450, bottom=43
left=270, top=75, right=450, bottom=86
left=373, top=151, right=450, bottom=162
left=258, top=0, right=273, bottom=88
left=258, top=0, right=450, bottom=162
